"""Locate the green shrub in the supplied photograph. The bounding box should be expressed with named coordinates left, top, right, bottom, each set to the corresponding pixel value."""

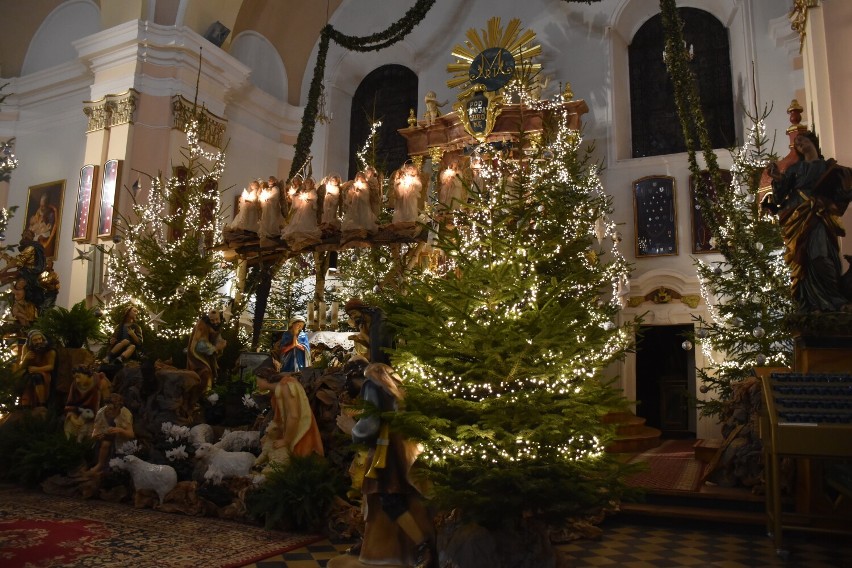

left=246, top=454, right=345, bottom=531
left=34, top=300, right=106, bottom=348
left=0, top=412, right=89, bottom=485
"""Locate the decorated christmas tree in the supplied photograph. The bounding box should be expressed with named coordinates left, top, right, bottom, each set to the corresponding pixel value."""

left=660, top=1, right=793, bottom=487
left=102, top=117, right=234, bottom=358
left=691, top=106, right=793, bottom=419
left=384, top=98, right=637, bottom=527
left=657, top=0, right=794, bottom=417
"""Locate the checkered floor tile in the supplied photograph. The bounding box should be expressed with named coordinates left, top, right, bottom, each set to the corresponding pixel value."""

left=241, top=517, right=852, bottom=567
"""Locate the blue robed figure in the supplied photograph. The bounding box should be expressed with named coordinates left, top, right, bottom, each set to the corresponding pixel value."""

left=275, top=316, right=311, bottom=371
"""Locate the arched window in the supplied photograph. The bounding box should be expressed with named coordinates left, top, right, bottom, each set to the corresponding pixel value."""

left=629, top=8, right=734, bottom=158
left=348, top=65, right=418, bottom=179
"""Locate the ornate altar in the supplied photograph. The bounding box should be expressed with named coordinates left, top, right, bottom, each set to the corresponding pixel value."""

left=397, top=99, right=588, bottom=169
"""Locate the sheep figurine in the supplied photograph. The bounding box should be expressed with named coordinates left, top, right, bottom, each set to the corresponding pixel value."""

left=214, top=430, right=261, bottom=452
left=189, top=423, right=215, bottom=448
left=194, top=442, right=256, bottom=485
left=113, top=455, right=178, bottom=505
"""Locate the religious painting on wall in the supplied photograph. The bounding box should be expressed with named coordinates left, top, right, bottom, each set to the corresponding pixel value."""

left=633, top=175, right=677, bottom=257
left=98, top=159, right=121, bottom=238
left=25, top=179, right=65, bottom=259
left=689, top=169, right=732, bottom=254
left=73, top=164, right=98, bottom=241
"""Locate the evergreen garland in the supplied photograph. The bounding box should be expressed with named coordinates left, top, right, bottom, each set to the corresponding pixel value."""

left=288, top=0, right=436, bottom=181
left=659, top=0, right=729, bottom=240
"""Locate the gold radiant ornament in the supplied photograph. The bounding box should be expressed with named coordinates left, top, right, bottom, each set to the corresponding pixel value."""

left=446, top=17, right=541, bottom=142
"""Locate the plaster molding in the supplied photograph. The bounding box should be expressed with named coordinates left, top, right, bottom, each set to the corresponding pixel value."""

left=3, top=61, right=92, bottom=110
left=630, top=268, right=701, bottom=297
left=74, top=20, right=250, bottom=115
left=83, top=89, right=139, bottom=133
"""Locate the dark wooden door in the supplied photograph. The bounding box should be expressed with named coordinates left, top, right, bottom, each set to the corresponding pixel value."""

left=636, top=324, right=694, bottom=436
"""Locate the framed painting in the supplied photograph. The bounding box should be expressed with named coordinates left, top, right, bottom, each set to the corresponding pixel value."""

left=73, top=164, right=98, bottom=241
left=633, top=175, right=677, bottom=257
left=689, top=169, right=732, bottom=254
left=98, top=159, right=122, bottom=238
left=25, top=179, right=65, bottom=259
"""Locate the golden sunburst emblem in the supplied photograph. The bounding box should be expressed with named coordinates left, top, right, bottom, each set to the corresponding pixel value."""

left=446, top=17, right=542, bottom=92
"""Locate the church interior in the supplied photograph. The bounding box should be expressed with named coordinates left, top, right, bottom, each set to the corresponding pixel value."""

left=0, top=1, right=851, bottom=567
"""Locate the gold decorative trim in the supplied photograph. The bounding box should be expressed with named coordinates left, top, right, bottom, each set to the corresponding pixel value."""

left=626, top=288, right=700, bottom=308
left=83, top=89, right=139, bottom=133
left=446, top=17, right=541, bottom=92
left=428, top=146, right=444, bottom=165
left=790, top=0, right=820, bottom=53
left=455, top=84, right=504, bottom=143
left=171, top=95, right=227, bottom=149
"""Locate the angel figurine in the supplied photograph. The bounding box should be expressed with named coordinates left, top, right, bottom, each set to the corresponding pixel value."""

left=342, top=172, right=378, bottom=242
left=424, top=91, right=448, bottom=126
left=282, top=177, right=321, bottom=250
left=437, top=161, right=467, bottom=217
left=258, top=179, right=286, bottom=247
left=388, top=163, right=425, bottom=237
left=227, top=180, right=261, bottom=233
left=365, top=166, right=383, bottom=217
left=318, top=173, right=343, bottom=234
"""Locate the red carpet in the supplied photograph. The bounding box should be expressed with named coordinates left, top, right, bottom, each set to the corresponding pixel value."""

left=0, top=487, right=322, bottom=568
left=626, top=439, right=705, bottom=492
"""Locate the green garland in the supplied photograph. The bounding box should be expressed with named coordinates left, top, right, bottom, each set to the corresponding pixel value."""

left=659, top=0, right=729, bottom=247
left=288, top=0, right=436, bottom=181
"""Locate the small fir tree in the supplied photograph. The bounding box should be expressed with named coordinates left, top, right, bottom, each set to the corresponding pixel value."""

left=691, top=107, right=794, bottom=419
left=103, top=118, right=234, bottom=358
left=658, top=0, right=793, bottom=416
left=385, top=98, right=637, bottom=527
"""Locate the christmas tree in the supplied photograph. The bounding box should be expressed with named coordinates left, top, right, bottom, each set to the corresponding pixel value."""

left=102, top=117, right=234, bottom=358
left=384, top=98, right=637, bottom=527
left=657, top=1, right=793, bottom=416
left=691, top=106, right=793, bottom=419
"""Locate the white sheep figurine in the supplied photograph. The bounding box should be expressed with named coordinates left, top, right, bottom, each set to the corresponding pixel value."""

left=189, top=423, right=215, bottom=448
left=113, top=455, right=178, bottom=505
left=194, top=442, right=256, bottom=485
left=214, top=430, right=261, bottom=452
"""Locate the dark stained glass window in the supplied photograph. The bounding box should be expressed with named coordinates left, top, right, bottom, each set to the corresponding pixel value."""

left=348, top=65, right=418, bottom=179
left=629, top=8, right=735, bottom=158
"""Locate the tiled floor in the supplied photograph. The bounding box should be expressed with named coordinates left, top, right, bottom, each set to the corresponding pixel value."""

left=243, top=517, right=852, bottom=568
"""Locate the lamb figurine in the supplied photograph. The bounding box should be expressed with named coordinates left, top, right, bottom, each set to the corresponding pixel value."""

left=189, top=423, right=215, bottom=448
left=194, top=442, right=256, bottom=485
left=213, top=430, right=261, bottom=452
left=112, top=455, right=178, bottom=505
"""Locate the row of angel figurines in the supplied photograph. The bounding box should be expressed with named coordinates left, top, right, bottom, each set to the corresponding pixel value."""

left=223, top=160, right=469, bottom=250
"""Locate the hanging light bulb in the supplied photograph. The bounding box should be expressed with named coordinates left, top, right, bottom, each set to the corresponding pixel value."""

left=752, top=326, right=765, bottom=338
left=681, top=340, right=693, bottom=351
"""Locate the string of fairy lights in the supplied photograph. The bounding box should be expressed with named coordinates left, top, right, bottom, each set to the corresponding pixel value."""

left=103, top=119, right=230, bottom=339
left=694, top=119, right=792, bottom=370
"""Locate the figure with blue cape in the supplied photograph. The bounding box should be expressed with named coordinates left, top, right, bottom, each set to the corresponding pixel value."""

left=275, top=316, right=311, bottom=371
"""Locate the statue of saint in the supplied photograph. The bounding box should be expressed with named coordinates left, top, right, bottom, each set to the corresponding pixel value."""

left=766, top=131, right=852, bottom=312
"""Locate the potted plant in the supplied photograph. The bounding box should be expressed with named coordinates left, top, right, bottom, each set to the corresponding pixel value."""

left=33, top=300, right=107, bottom=398
left=34, top=300, right=106, bottom=349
